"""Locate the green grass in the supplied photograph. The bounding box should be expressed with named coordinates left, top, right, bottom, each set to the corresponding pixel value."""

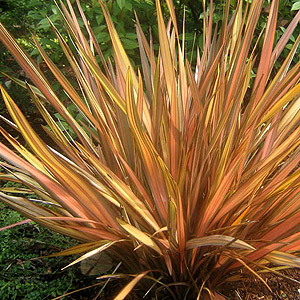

left=0, top=201, right=105, bottom=300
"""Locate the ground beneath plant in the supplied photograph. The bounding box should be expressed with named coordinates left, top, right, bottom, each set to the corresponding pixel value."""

left=222, top=268, right=300, bottom=299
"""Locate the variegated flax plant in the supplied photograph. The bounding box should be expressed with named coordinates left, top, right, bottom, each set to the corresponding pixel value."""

left=0, top=0, right=300, bottom=299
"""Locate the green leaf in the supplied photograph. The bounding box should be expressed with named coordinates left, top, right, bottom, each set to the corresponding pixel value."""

left=124, top=1, right=132, bottom=10
left=37, top=18, right=51, bottom=30
left=121, top=38, right=138, bottom=50
left=291, top=2, right=300, bottom=11
left=95, top=32, right=111, bottom=43
left=125, top=33, right=137, bottom=39
left=117, top=0, right=125, bottom=10
left=67, top=103, right=78, bottom=116
left=30, top=49, right=39, bottom=56
left=51, top=6, right=59, bottom=15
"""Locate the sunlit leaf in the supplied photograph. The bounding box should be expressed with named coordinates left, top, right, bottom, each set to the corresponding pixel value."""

left=187, top=235, right=255, bottom=251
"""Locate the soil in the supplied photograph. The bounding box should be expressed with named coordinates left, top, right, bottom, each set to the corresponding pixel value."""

left=222, top=268, right=300, bottom=299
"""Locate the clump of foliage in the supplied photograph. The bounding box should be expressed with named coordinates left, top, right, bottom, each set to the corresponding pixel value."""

left=0, top=0, right=300, bottom=299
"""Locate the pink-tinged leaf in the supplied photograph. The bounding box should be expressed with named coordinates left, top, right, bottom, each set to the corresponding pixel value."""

left=0, top=142, right=86, bottom=218
left=271, top=9, right=300, bottom=64
left=0, top=219, right=32, bottom=231
left=187, top=235, right=255, bottom=251
left=252, top=0, right=279, bottom=104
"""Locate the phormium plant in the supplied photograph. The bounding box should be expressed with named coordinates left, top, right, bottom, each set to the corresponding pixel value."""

left=0, top=0, right=300, bottom=299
